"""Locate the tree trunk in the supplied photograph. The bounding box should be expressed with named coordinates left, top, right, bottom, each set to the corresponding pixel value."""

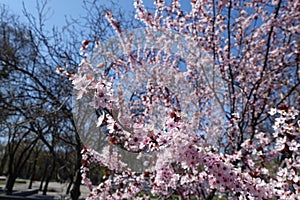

left=66, top=175, right=74, bottom=195
left=26, top=163, right=32, bottom=179
left=42, top=177, right=50, bottom=195
left=28, top=158, right=37, bottom=189
left=70, top=136, right=82, bottom=200
left=39, top=162, right=49, bottom=191
left=39, top=178, right=44, bottom=191
left=5, top=174, right=17, bottom=195
left=70, top=169, right=81, bottom=200
left=43, top=158, right=56, bottom=195
left=0, top=150, right=8, bottom=175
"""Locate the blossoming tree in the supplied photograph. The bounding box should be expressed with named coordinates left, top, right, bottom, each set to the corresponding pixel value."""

left=67, top=0, right=300, bottom=199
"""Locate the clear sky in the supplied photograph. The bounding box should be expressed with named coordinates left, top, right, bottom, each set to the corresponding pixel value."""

left=1, top=0, right=191, bottom=30
left=1, top=0, right=80, bottom=28
left=0, top=0, right=137, bottom=29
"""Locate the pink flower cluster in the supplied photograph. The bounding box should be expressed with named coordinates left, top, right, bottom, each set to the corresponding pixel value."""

left=71, top=0, right=300, bottom=199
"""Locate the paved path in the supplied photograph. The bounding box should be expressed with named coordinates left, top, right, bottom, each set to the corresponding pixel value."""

left=0, top=179, right=90, bottom=200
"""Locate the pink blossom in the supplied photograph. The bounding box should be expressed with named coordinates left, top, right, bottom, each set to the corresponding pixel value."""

left=72, top=0, right=300, bottom=199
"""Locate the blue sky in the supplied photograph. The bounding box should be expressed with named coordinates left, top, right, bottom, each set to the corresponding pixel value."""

left=1, top=0, right=191, bottom=30
left=0, top=0, right=137, bottom=29
left=1, top=0, right=81, bottom=27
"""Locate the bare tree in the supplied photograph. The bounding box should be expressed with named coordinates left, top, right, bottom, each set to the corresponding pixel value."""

left=0, top=3, right=78, bottom=196
left=0, top=0, right=139, bottom=198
